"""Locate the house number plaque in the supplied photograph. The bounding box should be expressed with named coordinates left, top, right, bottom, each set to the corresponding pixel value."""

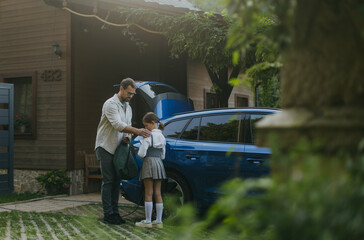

left=41, top=70, right=62, bottom=82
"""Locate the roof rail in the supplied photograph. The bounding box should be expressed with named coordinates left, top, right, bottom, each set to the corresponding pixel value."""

left=170, top=107, right=281, bottom=116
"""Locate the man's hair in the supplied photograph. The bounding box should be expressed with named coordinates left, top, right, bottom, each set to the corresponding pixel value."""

left=120, top=78, right=136, bottom=89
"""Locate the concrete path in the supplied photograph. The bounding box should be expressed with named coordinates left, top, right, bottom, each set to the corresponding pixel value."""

left=0, top=192, right=134, bottom=212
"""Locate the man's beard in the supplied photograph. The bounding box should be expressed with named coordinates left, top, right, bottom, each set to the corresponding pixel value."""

left=121, top=97, right=130, bottom=102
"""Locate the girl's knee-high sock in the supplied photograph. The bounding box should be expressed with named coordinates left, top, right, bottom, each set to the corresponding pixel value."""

left=156, top=203, right=163, bottom=222
left=145, top=202, right=153, bottom=222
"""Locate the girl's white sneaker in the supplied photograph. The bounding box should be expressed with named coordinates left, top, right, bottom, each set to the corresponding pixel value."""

left=152, top=220, right=163, bottom=229
left=135, top=220, right=152, bottom=228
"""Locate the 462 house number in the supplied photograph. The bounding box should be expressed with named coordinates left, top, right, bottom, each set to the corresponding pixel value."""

left=41, top=70, right=62, bottom=82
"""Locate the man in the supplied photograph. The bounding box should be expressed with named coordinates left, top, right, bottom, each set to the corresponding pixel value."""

left=95, top=77, right=150, bottom=225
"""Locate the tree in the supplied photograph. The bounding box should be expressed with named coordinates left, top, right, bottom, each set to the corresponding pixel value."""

left=190, top=0, right=225, bottom=12
left=225, top=0, right=364, bottom=152
left=226, top=0, right=364, bottom=111
left=117, top=8, right=255, bottom=107
left=225, top=4, right=282, bottom=107
left=162, top=11, right=241, bottom=108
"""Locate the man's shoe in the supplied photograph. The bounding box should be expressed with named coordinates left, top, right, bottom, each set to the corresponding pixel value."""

left=152, top=220, right=163, bottom=229
left=113, top=213, right=126, bottom=224
left=135, top=220, right=153, bottom=228
left=103, top=214, right=119, bottom=225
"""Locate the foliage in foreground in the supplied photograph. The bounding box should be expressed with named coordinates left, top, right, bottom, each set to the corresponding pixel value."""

left=166, top=141, right=364, bottom=240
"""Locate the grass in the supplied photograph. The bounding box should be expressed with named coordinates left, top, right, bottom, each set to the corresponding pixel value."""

left=0, top=192, right=44, bottom=204
left=0, top=204, right=173, bottom=239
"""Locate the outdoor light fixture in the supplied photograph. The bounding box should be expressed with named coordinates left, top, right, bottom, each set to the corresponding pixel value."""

left=52, top=42, right=62, bottom=58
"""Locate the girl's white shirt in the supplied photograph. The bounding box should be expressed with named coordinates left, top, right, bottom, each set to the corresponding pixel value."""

left=138, top=129, right=166, bottom=159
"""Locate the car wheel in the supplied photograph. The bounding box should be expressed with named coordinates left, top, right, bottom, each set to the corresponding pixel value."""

left=162, top=171, right=192, bottom=217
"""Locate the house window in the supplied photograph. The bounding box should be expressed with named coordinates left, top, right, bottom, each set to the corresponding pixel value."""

left=1, top=72, right=37, bottom=138
left=235, top=95, right=249, bottom=107
left=205, top=90, right=218, bottom=109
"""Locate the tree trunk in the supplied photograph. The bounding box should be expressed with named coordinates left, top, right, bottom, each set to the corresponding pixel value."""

left=282, top=0, right=364, bottom=109
left=205, top=64, right=241, bottom=108
left=257, top=0, right=364, bottom=153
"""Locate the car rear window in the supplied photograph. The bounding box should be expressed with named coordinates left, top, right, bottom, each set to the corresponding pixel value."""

left=199, top=114, right=240, bottom=143
left=163, top=119, right=190, bottom=139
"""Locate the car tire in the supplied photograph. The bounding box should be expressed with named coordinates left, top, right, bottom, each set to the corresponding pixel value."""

left=162, top=171, right=192, bottom=218
left=166, top=171, right=192, bottom=204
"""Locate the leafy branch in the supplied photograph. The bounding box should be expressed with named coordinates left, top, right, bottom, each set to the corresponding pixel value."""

left=116, top=5, right=281, bottom=107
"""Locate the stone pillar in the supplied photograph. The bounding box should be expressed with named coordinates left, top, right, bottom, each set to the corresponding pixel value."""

left=68, top=169, right=85, bottom=195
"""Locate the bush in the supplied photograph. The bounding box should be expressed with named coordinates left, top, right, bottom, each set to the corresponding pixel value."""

left=165, top=141, right=364, bottom=240
left=36, top=170, right=71, bottom=195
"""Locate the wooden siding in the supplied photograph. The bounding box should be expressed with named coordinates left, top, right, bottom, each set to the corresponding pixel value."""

left=0, top=0, right=70, bottom=169
left=187, top=61, right=254, bottom=110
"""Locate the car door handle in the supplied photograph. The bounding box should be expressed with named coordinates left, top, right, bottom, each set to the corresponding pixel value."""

left=185, top=155, right=200, bottom=160
left=247, top=158, right=264, bottom=166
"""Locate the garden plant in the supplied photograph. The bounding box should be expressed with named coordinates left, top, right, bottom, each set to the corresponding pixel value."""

left=36, top=170, right=71, bottom=195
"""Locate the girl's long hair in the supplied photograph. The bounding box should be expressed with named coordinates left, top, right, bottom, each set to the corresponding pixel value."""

left=142, top=112, right=164, bottom=130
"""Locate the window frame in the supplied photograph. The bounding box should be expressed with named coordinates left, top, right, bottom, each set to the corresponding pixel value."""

left=163, top=118, right=192, bottom=139
left=179, top=117, right=201, bottom=141
left=204, top=89, right=218, bottom=109
left=197, top=113, right=242, bottom=144
left=235, top=94, right=249, bottom=107
left=242, top=113, right=266, bottom=145
left=0, top=72, right=37, bottom=139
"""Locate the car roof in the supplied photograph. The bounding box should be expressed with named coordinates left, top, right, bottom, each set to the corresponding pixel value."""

left=162, top=107, right=280, bottom=122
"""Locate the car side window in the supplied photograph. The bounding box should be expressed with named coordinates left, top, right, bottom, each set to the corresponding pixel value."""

left=199, top=114, right=240, bottom=143
left=163, top=119, right=190, bottom=139
left=180, top=117, right=200, bottom=140
left=244, top=114, right=266, bottom=144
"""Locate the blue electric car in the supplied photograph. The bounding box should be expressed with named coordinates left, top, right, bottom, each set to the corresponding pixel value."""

left=121, top=107, right=280, bottom=211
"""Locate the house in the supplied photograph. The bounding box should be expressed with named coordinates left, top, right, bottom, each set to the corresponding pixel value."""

left=0, top=0, right=253, bottom=194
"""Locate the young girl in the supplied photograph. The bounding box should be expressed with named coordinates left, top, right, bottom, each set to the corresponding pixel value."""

left=135, top=112, right=167, bottom=229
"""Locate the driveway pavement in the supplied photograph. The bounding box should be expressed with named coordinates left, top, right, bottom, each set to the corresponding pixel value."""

left=0, top=193, right=169, bottom=240
left=0, top=192, right=134, bottom=212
